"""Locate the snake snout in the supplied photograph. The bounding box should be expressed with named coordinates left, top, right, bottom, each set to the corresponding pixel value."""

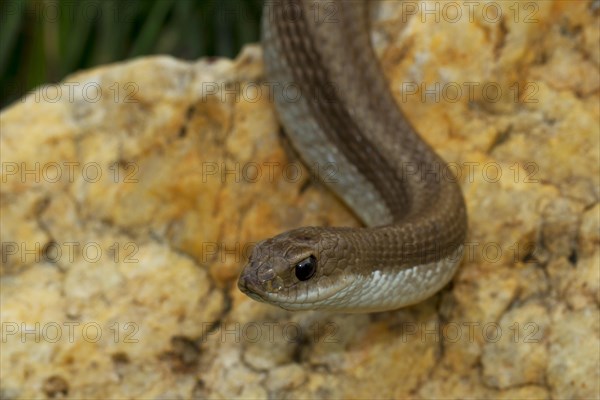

left=238, top=264, right=256, bottom=291
left=237, top=268, right=265, bottom=302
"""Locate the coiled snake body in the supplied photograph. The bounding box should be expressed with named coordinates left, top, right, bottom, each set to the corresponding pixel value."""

left=238, top=0, right=467, bottom=312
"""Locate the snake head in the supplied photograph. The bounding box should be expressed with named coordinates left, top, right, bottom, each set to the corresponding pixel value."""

left=237, top=227, right=358, bottom=310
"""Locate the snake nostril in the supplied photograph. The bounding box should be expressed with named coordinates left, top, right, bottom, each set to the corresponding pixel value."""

left=257, top=267, right=276, bottom=282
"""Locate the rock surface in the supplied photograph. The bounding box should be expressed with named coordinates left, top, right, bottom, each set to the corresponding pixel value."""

left=1, top=1, right=599, bottom=399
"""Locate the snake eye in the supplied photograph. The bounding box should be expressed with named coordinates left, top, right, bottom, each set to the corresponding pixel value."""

left=295, top=255, right=317, bottom=281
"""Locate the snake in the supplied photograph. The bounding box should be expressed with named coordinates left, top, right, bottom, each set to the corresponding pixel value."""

left=237, top=0, right=467, bottom=312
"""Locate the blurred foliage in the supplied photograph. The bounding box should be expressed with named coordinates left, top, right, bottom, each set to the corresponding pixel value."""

left=0, top=0, right=263, bottom=108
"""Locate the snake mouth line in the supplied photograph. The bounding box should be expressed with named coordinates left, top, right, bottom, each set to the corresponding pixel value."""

left=239, top=266, right=357, bottom=309
left=271, top=275, right=357, bottom=310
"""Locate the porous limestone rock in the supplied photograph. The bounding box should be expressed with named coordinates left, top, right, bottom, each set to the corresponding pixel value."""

left=1, top=1, right=598, bottom=399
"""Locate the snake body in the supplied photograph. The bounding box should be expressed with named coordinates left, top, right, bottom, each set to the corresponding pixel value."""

left=237, top=0, right=467, bottom=312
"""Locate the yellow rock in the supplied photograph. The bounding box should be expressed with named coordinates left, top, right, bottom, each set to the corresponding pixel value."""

left=1, top=1, right=598, bottom=398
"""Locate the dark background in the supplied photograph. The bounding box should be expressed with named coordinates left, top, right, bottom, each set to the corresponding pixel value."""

left=0, top=0, right=264, bottom=109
